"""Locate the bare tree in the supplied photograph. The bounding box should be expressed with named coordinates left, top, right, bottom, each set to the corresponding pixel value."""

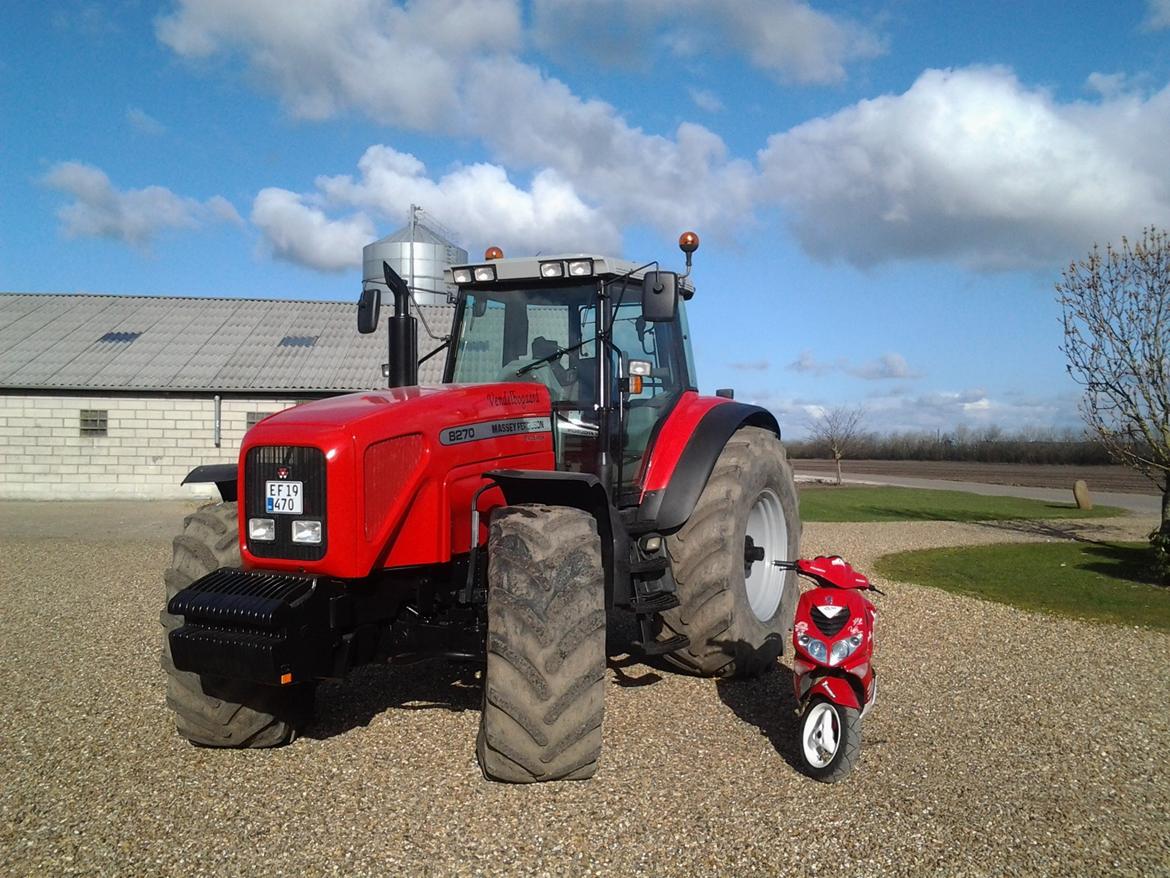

left=808, top=406, right=866, bottom=485
left=1057, top=227, right=1170, bottom=574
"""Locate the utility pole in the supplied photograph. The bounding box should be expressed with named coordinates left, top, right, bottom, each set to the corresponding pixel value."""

left=408, top=203, right=418, bottom=295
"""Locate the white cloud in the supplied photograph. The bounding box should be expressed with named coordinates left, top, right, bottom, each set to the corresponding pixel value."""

left=157, top=0, right=522, bottom=128
left=126, top=106, right=166, bottom=135
left=530, top=0, right=883, bottom=85
left=760, top=67, right=1170, bottom=270
left=689, top=87, right=723, bottom=113
left=251, top=188, right=375, bottom=271
left=1145, top=0, right=1170, bottom=30
left=745, top=386, right=1073, bottom=438
left=251, top=145, right=621, bottom=270
left=786, top=349, right=921, bottom=380
left=847, top=353, right=921, bottom=380
left=788, top=349, right=834, bottom=376
left=42, top=161, right=241, bottom=246
left=154, top=5, right=1169, bottom=274
left=729, top=358, right=769, bottom=371
left=156, top=1, right=754, bottom=241
left=463, top=58, right=756, bottom=236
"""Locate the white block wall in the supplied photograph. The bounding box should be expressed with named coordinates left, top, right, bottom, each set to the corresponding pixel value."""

left=0, top=394, right=299, bottom=499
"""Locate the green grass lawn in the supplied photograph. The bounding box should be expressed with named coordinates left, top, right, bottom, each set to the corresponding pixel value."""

left=798, top=485, right=1126, bottom=523
left=874, top=541, right=1170, bottom=630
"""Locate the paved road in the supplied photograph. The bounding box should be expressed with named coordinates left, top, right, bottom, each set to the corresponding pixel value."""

left=798, top=470, right=1161, bottom=516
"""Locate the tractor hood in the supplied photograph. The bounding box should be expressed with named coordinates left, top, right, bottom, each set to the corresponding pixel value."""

left=238, top=383, right=556, bottom=578
left=256, top=383, right=552, bottom=432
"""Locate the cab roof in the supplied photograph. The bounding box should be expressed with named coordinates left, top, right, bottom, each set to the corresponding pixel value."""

left=445, top=253, right=695, bottom=293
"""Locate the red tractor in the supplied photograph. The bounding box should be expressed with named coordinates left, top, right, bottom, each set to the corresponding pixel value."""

left=163, top=233, right=801, bottom=783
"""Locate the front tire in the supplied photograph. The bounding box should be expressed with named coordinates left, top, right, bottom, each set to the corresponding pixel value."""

left=477, top=505, right=606, bottom=783
left=799, top=697, right=862, bottom=783
left=656, top=426, right=801, bottom=677
left=161, top=501, right=314, bottom=747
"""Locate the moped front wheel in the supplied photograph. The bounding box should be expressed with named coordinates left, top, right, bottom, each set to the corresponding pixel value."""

left=798, top=696, right=861, bottom=783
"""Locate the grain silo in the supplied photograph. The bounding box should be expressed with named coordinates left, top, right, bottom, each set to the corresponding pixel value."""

left=363, top=206, right=468, bottom=306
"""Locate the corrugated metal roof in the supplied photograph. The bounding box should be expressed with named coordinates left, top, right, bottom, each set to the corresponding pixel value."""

left=0, top=293, right=453, bottom=393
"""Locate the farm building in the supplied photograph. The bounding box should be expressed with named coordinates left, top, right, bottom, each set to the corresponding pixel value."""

left=0, top=293, right=452, bottom=500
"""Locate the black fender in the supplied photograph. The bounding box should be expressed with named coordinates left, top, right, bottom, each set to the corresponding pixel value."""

left=181, top=464, right=238, bottom=503
left=487, top=469, right=631, bottom=607
left=636, top=402, right=780, bottom=533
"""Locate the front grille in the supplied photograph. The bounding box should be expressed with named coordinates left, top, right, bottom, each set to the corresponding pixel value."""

left=811, top=605, right=851, bottom=638
left=245, top=445, right=327, bottom=561
left=364, top=433, right=425, bottom=540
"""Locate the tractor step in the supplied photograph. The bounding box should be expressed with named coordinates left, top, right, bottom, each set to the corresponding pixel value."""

left=632, top=633, right=690, bottom=657
left=629, top=557, right=668, bottom=578
left=627, top=591, right=680, bottom=614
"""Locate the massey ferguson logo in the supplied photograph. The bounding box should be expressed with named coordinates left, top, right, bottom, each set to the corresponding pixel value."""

left=276, top=466, right=290, bottom=479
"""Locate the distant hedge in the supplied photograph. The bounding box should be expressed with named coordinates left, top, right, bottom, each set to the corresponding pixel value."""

left=785, top=426, right=1114, bottom=466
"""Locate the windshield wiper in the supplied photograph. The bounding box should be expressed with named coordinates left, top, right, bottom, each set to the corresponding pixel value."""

left=516, top=337, right=594, bottom=375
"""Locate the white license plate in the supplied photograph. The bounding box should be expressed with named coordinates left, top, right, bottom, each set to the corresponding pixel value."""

left=265, top=480, right=303, bottom=514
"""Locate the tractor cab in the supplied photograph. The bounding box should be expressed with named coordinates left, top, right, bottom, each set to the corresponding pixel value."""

left=443, top=242, right=698, bottom=497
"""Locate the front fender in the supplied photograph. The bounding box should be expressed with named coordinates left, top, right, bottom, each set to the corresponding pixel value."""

left=181, top=463, right=238, bottom=502
left=804, top=675, right=862, bottom=710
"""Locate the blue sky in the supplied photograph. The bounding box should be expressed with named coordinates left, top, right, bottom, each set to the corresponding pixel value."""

left=3, top=1, right=1169, bottom=438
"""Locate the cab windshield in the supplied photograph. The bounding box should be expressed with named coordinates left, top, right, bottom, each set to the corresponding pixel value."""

left=446, top=280, right=694, bottom=489
left=448, top=284, right=599, bottom=404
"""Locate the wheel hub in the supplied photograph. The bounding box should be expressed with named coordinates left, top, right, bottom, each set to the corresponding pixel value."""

left=803, top=702, right=841, bottom=768
left=743, top=487, right=788, bottom=621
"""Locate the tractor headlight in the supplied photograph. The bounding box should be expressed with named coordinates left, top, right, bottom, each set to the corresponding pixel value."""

left=567, top=259, right=593, bottom=277
left=248, top=518, right=275, bottom=541
left=452, top=268, right=473, bottom=284
left=291, top=519, right=322, bottom=544
left=540, top=261, right=565, bottom=278
left=798, top=633, right=828, bottom=663
left=473, top=265, right=497, bottom=282
left=829, top=634, right=862, bottom=666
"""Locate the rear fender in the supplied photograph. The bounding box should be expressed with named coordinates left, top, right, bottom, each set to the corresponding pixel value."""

left=488, top=469, right=630, bottom=606
left=636, top=399, right=779, bottom=532
left=181, top=464, right=238, bottom=502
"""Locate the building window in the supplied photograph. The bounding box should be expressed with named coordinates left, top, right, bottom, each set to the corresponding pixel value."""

left=80, top=409, right=108, bottom=437
left=97, top=331, right=142, bottom=344
left=279, top=335, right=318, bottom=348
left=246, top=411, right=275, bottom=429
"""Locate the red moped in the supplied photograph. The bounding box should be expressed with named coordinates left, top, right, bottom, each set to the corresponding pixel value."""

left=782, top=556, right=880, bottom=782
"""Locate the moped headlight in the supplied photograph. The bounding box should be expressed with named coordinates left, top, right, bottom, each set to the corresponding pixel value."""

left=829, top=634, right=862, bottom=666
left=798, top=634, right=827, bottom=663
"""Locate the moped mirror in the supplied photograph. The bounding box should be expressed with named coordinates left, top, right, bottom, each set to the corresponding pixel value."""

left=642, top=271, right=678, bottom=323
left=357, top=287, right=381, bottom=334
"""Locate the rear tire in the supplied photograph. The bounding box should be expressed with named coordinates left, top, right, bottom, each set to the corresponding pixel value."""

left=656, top=426, right=801, bottom=677
left=477, top=505, right=606, bottom=783
left=161, top=501, right=314, bottom=747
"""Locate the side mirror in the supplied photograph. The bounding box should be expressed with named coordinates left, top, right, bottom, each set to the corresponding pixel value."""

left=642, top=271, right=678, bottom=322
left=357, top=287, right=381, bottom=334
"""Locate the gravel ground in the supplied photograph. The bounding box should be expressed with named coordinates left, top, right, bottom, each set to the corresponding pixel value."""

left=1, top=501, right=1168, bottom=877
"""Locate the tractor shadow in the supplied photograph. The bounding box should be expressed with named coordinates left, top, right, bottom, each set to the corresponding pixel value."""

left=606, top=609, right=666, bottom=688
left=305, top=609, right=663, bottom=739
left=305, top=659, right=482, bottom=740
left=715, top=654, right=805, bottom=773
